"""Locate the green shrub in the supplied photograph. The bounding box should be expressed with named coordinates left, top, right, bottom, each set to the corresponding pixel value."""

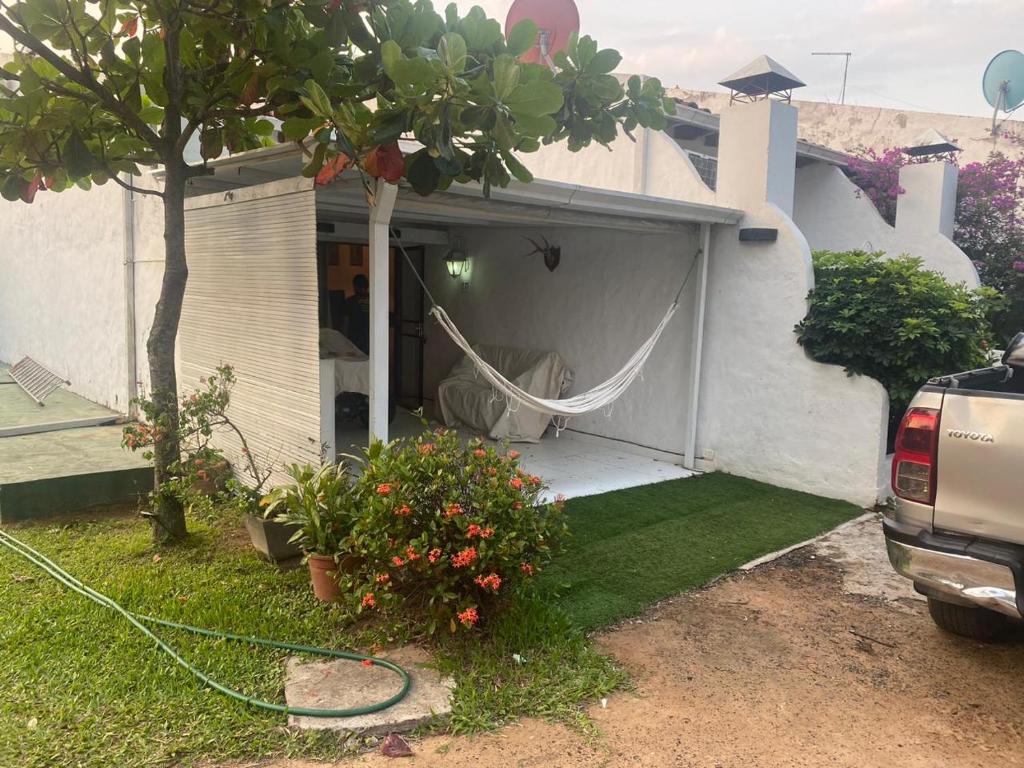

left=345, top=428, right=567, bottom=636
left=262, top=463, right=358, bottom=556
left=796, top=250, right=1000, bottom=418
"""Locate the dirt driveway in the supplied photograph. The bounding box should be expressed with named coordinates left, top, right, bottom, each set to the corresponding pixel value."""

left=266, top=515, right=1024, bottom=768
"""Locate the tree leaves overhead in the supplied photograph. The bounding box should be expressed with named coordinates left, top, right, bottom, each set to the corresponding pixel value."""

left=0, top=0, right=674, bottom=201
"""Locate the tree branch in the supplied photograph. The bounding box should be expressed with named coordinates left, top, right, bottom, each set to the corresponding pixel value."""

left=110, top=172, right=165, bottom=198
left=0, top=14, right=165, bottom=151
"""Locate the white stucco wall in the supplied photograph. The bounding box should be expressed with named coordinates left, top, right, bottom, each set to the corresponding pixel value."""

left=793, top=162, right=979, bottom=287
left=0, top=182, right=132, bottom=409
left=525, top=126, right=716, bottom=205
left=422, top=224, right=701, bottom=455
left=700, top=100, right=889, bottom=507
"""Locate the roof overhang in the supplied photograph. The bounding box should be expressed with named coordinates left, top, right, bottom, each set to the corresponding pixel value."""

left=174, top=143, right=743, bottom=234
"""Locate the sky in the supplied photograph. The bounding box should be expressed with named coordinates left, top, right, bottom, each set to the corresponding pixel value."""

left=453, top=0, right=1024, bottom=118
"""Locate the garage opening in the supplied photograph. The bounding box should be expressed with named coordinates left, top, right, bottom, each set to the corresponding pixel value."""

left=181, top=157, right=741, bottom=498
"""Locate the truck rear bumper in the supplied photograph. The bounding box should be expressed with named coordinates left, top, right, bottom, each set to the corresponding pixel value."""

left=883, top=527, right=1022, bottom=619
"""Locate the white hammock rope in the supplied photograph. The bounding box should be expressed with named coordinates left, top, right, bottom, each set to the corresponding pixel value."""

left=391, top=229, right=698, bottom=419
left=429, top=302, right=679, bottom=417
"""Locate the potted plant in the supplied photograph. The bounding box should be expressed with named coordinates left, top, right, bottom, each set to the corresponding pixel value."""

left=261, top=462, right=358, bottom=602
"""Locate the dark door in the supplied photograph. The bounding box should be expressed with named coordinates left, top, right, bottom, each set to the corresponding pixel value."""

left=395, top=246, right=426, bottom=409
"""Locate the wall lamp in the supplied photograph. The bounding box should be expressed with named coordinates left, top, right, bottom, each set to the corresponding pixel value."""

left=444, top=236, right=469, bottom=279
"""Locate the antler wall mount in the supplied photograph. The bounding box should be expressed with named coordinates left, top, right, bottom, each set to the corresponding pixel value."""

left=522, top=236, right=561, bottom=272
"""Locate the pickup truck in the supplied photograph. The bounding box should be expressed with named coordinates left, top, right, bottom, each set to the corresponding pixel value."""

left=883, top=331, right=1024, bottom=641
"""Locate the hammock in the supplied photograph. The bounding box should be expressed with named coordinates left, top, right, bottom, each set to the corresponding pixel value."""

left=393, top=230, right=697, bottom=421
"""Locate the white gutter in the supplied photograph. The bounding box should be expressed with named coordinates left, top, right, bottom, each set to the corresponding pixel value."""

left=684, top=223, right=711, bottom=470
left=121, top=176, right=138, bottom=418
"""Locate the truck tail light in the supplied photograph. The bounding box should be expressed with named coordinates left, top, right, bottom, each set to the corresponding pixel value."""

left=892, top=407, right=940, bottom=504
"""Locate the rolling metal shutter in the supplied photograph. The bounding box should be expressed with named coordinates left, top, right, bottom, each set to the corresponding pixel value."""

left=181, top=178, right=321, bottom=486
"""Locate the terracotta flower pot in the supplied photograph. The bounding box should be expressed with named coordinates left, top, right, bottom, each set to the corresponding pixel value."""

left=307, top=554, right=342, bottom=603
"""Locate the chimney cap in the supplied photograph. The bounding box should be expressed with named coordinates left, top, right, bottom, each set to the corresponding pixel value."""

left=903, top=128, right=961, bottom=157
left=719, top=55, right=806, bottom=101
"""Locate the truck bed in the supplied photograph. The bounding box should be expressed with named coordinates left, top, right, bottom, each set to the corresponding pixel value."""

left=925, top=365, right=1024, bottom=546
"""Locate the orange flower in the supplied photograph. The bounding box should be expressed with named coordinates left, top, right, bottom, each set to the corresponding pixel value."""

left=507, top=450, right=520, bottom=460
left=405, top=546, right=421, bottom=562
left=513, top=502, right=523, bottom=510
left=509, top=477, right=523, bottom=490
left=529, top=475, right=542, bottom=485
left=361, top=658, right=374, bottom=667
left=474, top=573, right=502, bottom=592
left=428, top=548, right=442, bottom=564
left=486, top=467, right=498, bottom=477
left=361, top=593, right=376, bottom=608
left=473, top=448, right=487, bottom=458
left=375, top=573, right=390, bottom=584
left=392, top=556, right=405, bottom=567
left=451, top=547, right=478, bottom=568
left=376, top=483, right=393, bottom=496
left=457, top=607, right=479, bottom=627
left=418, top=443, right=435, bottom=455
left=520, top=563, right=534, bottom=576
left=394, top=504, right=412, bottom=517
left=467, top=524, right=482, bottom=538
left=481, top=527, right=495, bottom=539
left=445, top=503, right=463, bottom=518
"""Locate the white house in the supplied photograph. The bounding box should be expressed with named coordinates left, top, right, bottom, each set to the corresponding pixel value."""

left=0, top=57, right=979, bottom=506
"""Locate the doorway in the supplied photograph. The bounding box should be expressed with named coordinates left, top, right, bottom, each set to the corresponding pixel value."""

left=316, top=240, right=425, bottom=410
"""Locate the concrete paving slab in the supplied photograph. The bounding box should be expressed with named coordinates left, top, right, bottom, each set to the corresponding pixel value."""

left=0, top=426, right=152, bottom=521
left=0, top=381, right=117, bottom=432
left=285, top=645, right=454, bottom=735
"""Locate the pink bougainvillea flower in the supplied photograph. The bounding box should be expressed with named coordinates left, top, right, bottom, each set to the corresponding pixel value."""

left=457, top=607, right=479, bottom=627
left=1013, top=261, right=1024, bottom=272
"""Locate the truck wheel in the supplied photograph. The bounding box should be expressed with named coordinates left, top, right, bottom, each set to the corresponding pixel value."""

left=927, top=597, right=1006, bottom=641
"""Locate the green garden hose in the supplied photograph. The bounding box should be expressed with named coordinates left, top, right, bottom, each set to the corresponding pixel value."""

left=0, top=528, right=410, bottom=718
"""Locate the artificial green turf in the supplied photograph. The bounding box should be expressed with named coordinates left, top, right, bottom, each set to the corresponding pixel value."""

left=541, top=472, right=863, bottom=630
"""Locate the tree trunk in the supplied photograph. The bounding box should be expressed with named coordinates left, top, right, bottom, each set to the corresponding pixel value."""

left=146, top=161, right=189, bottom=544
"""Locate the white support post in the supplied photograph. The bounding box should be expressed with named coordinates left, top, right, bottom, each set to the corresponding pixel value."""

left=368, top=178, right=398, bottom=442
left=684, top=223, right=711, bottom=470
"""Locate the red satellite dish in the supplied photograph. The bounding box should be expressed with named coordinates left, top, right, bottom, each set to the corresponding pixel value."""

left=505, top=0, right=580, bottom=67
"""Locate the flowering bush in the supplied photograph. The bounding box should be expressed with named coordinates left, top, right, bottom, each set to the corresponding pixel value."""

left=847, top=143, right=1024, bottom=339
left=846, top=145, right=910, bottom=226
left=343, top=428, right=567, bottom=636
left=123, top=365, right=271, bottom=515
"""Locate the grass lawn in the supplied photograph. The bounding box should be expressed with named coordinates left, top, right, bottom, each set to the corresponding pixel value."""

left=0, top=473, right=862, bottom=767
left=541, top=473, right=863, bottom=630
